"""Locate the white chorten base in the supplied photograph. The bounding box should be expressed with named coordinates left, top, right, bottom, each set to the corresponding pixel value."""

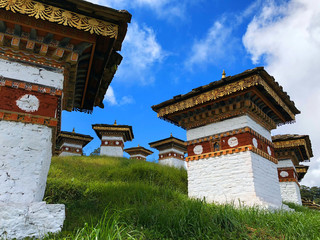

left=59, top=143, right=83, bottom=157
left=0, top=121, right=65, bottom=238
left=279, top=182, right=302, bottom=205
left=159, top=158, right=186, bottom=169
left=101, top=146, right=123, bottom=157
left=188, top=151, right=283, bottom=209
left=0, top=121, right=53, bottom=203
left=0, top=202, right=65, bottom=240
left=100, top=136, right=124, bottom=157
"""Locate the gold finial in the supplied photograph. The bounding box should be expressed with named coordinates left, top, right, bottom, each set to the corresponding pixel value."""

left=138, top=144, right=140, bottom=147
left=72, top=128, right=75, bottom=133
left=170, top=133, right=173, bottom=137
left=222, top=69, right=226, bottom=79
left=114, top=120, right=117, bottom=125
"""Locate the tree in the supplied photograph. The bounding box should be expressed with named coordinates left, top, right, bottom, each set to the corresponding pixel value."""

left=300, top=185, right=320, bottom=203
left=90, top=147, right=100, bottom=156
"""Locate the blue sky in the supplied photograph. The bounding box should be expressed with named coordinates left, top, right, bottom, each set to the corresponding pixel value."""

left=62, top=0, right=320, bottom=187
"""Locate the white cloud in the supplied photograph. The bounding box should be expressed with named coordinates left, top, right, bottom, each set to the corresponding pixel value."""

left=87, top=0, right=188, bottom=19
left=116, top=21, right=165, bottom=85
left=184, top=1, right=262, bottom=70
left=104, top=86, right=117, bottom=105
left=243, top=0, right=320, bottom=187
left=184, top=20, right=235, bottom=70
left=104, top=86, right=134, bottom=106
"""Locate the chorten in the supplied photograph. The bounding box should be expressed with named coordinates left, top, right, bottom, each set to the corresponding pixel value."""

left=0, top=1, right=131, bottom=238
left=272, top=134, right=313, bottom=205
left=124, top=145, right=153, bottom=160
left=57, top=129, right=93, bottom=156
left=92, top=122, right=134, bottom=157
left=152, top=67, right=300, bottom=209
left=149, top=134, right=187, bottom=169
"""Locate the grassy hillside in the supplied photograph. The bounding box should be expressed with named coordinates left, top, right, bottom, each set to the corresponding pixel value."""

left=45, top=156, right=320, bottom=239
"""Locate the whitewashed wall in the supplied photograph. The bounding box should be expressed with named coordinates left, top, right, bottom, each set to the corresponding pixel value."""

left=159, top=158, right=186, bottom=169
left=100, top=136, right=124, bottom=157
left=277, top=158, right=302, bottom=205
left=0, top=121, right=52, bottom=203
left=278, top=159, right=295, bottom=168
left=279, top=182, right=302, bottom=205
left=188, top=151, right=282, bottom=208
left=0, top=202, right=65, bottom=240
left=0, top=59, right=64, bottom=89
left=187, top=115, right=271, bottom=141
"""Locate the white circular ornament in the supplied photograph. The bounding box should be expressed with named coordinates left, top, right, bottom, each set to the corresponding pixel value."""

left=267, top=146, right=272, bottom=155
left=16, top=94, right=40, bottom=112
left=280, top=171, right=289, bottom=178
left=193, top=145, right=203, bottom=155
left=169, top=153, right=171, bottom=156
left=65, top=147, right=69, bottom=151
left=76, top=149, right=80, bottom=152
left=252, top=138, right=258, bottom=148
left=115, top=141, right=120, bottom=145
left=228, top=137, right=238, bottom=147
left=105, top=141, right=108, bottom=145
left=174, top=153, right=176, bottom=156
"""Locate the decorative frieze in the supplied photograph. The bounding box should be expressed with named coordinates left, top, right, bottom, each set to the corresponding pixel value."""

left=0, top=86, right=59, bottom=116
left=0, top=0, right=119, bottom=38
left=60, top=146, right=82, bottom=155
left=278, top=167, right=299, bottom=184
left=0, top=77, right=62, bottom=96
left=0, top=110, right=58, bottom=127
left=159, top=151, right=184, bottom=160
left=186, top=127, right=275, bottom=163
left=101, top=139, right=124, bottom=149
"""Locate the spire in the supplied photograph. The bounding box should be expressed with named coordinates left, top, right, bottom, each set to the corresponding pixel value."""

left=222, top=69, right=226, bottom=79
left=138, top=144, right=140, bottom=147
left=72, top=128, right=75, bottom=133
left=114, top=120, right=117, bottom=125
left=170, top=133, right=173, bottom=137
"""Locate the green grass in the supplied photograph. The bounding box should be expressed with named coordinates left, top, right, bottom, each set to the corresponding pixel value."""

left=44, top=156, right=320, bottom=240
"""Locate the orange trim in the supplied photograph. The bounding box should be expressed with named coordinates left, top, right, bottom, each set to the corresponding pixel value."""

left=186, top=145, right=278, bottom=164
left=0, top=110, right=58, bottom=127
left=0, top=77, right=62, bottom=96
left=279, top=178, right=299, bottom=185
